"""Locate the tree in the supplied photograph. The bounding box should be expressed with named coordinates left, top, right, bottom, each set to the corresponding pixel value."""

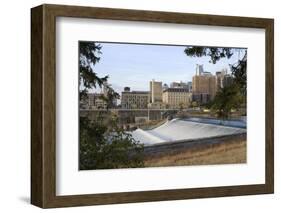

left=179, top=102, right=184, bottom=110
left=231, top=53, right=247, bottom=97
left=79, top=41, right=144, bottom=170
left=191, top=101, right=198, bottom=108
left=79, top=114, right=144, bottom=170
left=211, top=84, right=243, bottom=119
left=100, top=86, right=120, bottom=110
left=79, top=42, right=108, bottom=100
left=184, top=47, right=233, bottom=64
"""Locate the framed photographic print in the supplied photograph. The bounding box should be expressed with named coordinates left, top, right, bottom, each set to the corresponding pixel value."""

left=31, top=4, right=274, bottom=208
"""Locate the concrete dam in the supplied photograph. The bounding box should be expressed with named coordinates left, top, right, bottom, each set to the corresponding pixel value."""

left=130, top=118, right=246, bottom=145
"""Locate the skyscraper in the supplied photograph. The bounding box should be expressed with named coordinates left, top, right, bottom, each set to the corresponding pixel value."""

left=196, top=64, right=204, bottom=76
left=216, top=69, right=233, bottom=89
left=192, top=65, right=217, bottom=104
left=216, top=69, right=228, bottom=89
left=149, top=79, right=162, bottom=103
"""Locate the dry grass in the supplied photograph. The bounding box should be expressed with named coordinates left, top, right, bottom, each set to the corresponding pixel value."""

left=144, top=140, right=246, bottom=167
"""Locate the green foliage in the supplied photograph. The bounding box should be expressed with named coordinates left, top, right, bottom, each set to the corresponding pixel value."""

left=184, top=47, right=233, bottom=64
left=179, top=102, right=184, bottom=111
left=211, top=84, right=243, bottom=119
left=231, top=56, right=247, bottom=96
left=191, top=101, right=198, bottom=108
left=79, top=41, right=120, bottom=105
left=79, top=41, right=108, bottom=100
left=100, top=86, right=120, bottom=109
left=79, top=114, right=144, bottom=170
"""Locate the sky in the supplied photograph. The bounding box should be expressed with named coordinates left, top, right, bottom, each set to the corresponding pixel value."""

left=88, top=42, right=246, bottom=95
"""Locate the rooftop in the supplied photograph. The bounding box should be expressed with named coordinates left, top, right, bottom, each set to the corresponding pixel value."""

left=122, top=91, right=149, bottom=94
left=163, top=88, right=190, bottom=93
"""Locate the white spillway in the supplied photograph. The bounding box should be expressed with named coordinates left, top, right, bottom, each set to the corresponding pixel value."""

left=130, top=118, right=246, bottom=145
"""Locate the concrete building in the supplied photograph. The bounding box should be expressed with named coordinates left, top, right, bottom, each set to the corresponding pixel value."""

left=192, top=65, right=217, bottom=104
left=150, top=79, right=162, bottom=103
left=80, top=93, right=108, bottom=109
left=121, top=87, right=149, bottom=109
left=80, top=81, right=118, bottom=109
left=162, top=88, right=192, bottom=109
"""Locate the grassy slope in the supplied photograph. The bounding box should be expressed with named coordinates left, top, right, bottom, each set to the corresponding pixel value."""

left=144, top=139, right=246, bottom=167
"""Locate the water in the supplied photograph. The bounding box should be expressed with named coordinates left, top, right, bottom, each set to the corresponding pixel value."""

left=184, top=117, right=247, bottom=129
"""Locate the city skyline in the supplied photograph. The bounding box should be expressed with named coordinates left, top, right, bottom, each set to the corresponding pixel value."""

left=90, top=42, right=246, bottom=94
left=78, top=41, right=248, bottom=171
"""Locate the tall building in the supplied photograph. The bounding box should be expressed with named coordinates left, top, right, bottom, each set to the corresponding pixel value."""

left=149, top=79, right=162, bottom=103
left=216, top=69, right=228, bottom=89
left=216, top=69, right=233, bottom=89
left=162, top=88, right=192, bottom=109
left=196, top=64, right=204, bottom=75
left=192, top=74, right=217, bottom=99
left=121, top=88, right=149, bottom=109
left=192, top=65, right=217, bottom=104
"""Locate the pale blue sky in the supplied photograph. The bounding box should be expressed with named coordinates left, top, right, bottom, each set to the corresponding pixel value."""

left=90, top=42, right=246, bottom=94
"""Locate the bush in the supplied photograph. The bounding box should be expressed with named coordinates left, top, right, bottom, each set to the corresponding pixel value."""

left=79, top=114, right=144, bottom=170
